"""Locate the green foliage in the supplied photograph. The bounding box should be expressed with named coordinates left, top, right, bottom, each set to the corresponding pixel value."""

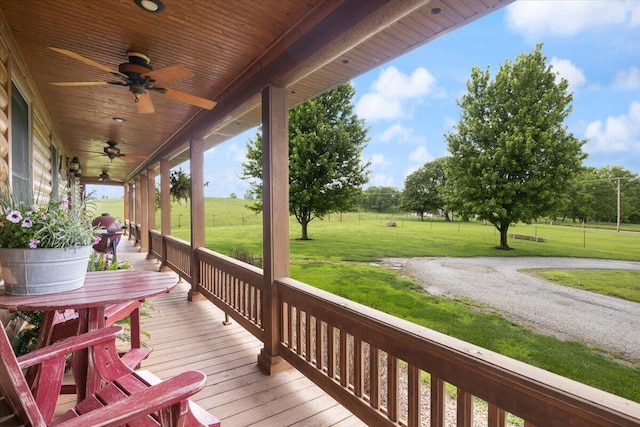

left=0, top=186, right=97, bottom=249
left=446, top=44, right=586, bottom=249
left=361, top=186, right=402, bottom=212
left=86, top=251, right=132, bottom=272
left=242, top=83, right=370, bottom=239
left=170, top=168, right=191, bottom=204
left=402, top=158, right=449, bottom=220
left=10, top=311, right=42, bottom=356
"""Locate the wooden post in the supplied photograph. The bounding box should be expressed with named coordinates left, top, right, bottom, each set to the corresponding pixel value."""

left=146, top=168, right=156, bottom=259
left=127, top=182, right=135, bottom=239
left=159, top=159, right=172, bottom=272
left=188, top=137, right=205, bottom=301
left=139, top=173, right=149, bottom=253
left=257, top=85, right=291, bottom=375
left=123, top=183, right=129, bottom=236
left=134, top=177, right=141, bottom=246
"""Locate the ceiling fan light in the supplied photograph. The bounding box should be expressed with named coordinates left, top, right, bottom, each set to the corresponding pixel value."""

left=112, top=117, right=126, bottom=123
left=135, top=0, right=165, bottom=13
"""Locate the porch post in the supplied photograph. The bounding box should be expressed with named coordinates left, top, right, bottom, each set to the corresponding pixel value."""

left=159, top=158, right=172, bottom=272
left=146, top=168, right=156, bottom=259
left=188, top=137, right=205, bottom=301
left=134, top=177, right=141, bottom=247
left=257, top=84, right=290, bottom=375
left=139, top=172, right=149, bottom=253
left=123, top=183, right=129, bottom=235
left=127, top=182, right=135, bottom=239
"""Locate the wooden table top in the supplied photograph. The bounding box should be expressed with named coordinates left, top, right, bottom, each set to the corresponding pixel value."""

left=0, top=270, right=178, bottom=311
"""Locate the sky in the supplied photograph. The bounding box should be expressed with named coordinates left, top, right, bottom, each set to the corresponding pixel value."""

left=89, top=0, right=640, bottom=198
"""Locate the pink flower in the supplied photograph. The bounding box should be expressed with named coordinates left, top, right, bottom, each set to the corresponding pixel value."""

left=6, top=210, right=22, bottom=223
left=93, top=235, right=102, bottom=245
left=21, top=218, right=33, bottom=228
left=28, top=239, right=39, bottom=249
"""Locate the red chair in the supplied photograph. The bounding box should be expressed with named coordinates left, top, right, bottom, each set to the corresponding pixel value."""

left=0, top=325, right=220, bottom=426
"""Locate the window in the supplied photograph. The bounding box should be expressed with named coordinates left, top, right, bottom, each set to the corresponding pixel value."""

left=10, top=82, right=30, bottom=202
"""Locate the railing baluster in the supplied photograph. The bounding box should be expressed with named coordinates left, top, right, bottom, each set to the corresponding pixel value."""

left=407, top=365, right=421, bottom=427
left=339, top=330, right=348, bottom=387
left=295, top=307, right=301, bottom=354
left=327, top=324, right=335, bottom=379
left=305, top=313, right=312, bottom=362
left=315, top=319, right=323, bottom=370
left=431, top=375, right=445, bottom=427
left=387, top=354, right=398, bottom=422
left=488, top=404, right=506, bottom=427
left=353, top=338, right=363, bottom=397
left=369, top=345, right=380, bottom=410
left=456, top=388, right=473, bottom=427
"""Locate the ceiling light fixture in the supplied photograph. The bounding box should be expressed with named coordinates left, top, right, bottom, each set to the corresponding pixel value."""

left=112, top=117, right=126, bottom=123
left=134, top=0, right=165, bottom=13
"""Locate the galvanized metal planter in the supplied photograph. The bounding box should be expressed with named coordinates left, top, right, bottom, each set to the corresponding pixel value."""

left=0, top=245, right=92, bottom=295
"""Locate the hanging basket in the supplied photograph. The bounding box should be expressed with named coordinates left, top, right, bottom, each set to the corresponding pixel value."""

left=0, top=245, right=92, bottom=295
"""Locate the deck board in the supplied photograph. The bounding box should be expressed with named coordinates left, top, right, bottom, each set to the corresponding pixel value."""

left=117, top=240, right=367, bottom=427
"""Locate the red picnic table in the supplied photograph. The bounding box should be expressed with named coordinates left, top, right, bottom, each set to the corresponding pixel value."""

left=0, top=269, right=178, bottom=401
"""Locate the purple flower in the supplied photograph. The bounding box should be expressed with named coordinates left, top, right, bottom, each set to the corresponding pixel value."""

left=6, top=210, right=22, bottom=223
left=93, top=235, right=102, bottom=245
left=21, top=218, right=33, bottom=228
left=40, top=213, right=47, bottom=220
left=31, top=204, right=39, bottom=212
left=28, top=239, right=39, bottom=249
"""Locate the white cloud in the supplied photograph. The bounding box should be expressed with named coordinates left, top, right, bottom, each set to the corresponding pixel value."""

left=370, top=153, right=390, bottom=167
left=612, top=67, right=640, bottom=90
left=370, top=173, right=395, bottom=187
left=585, top=101, right=640, bottom=152
left=505, top=1, right=640, bottom=39
left=550, top=57, right=586, bottom=91
left=226, top=142, right=246, bottom=162
left=408, top=145, right=432, bottom=164
left=355, top=66, right=438, bottom=122
left=379, top=124, right=412, bottom=143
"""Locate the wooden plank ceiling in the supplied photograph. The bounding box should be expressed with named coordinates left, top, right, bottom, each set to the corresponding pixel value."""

left=0, top=0, right=511, bottom=184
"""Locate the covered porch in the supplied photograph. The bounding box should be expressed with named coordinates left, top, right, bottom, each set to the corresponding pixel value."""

left=1, top=0, right=640, bottom=425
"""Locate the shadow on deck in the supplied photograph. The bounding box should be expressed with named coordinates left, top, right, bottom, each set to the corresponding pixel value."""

left=110, top=238, right=365, bottom=426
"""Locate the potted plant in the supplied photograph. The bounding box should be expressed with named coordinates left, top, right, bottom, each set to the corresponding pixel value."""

left=0, top=187, right=98, bottom=295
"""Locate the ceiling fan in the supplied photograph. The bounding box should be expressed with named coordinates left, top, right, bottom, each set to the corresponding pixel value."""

left=49, top=48, right=217, bottom=114
left=99, top=170, right=110, bottom=181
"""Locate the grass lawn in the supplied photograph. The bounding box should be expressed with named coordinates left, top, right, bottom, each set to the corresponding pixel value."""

left=96, top=197, right=640, bottom=402
left=530, top=269, right=640, bottom=303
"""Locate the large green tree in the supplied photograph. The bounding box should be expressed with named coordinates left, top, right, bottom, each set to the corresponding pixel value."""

left=446, top=44, right=586, bottom=249
left=402, top=157, right=450, bottom=220
left=362, top=186, right=401, bottom=212
left=242, top=83, right=370, bottom=240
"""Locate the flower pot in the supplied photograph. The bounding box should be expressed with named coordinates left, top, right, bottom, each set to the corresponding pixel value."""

left=0, top=245, right=92, bottom=295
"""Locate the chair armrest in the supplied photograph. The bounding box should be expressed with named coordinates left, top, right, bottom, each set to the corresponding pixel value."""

left=16, top=326, right=123, bottom=369
left=56, top=370, right=207, bottom=427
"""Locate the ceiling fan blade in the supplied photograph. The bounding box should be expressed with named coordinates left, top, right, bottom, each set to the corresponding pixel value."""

left=49, top=47, right=115, bottom=74
left=162, top=87, right=216, bottom=110
left=134, top=92, right=155, bottom=114
left=50, top=81, right=109, bottom=87
left=143, top=64, right=193, bottom=84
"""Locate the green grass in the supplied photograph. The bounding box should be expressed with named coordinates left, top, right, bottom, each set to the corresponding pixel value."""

left=95, top=197, right=640, bottom=401
left=531, top=269, right=640, bottom=303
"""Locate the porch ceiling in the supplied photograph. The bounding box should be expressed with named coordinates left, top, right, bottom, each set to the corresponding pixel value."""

left=0, top=0, right=510, bottom=185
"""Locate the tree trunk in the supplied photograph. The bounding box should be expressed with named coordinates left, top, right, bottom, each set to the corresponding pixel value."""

left=300, top=220, right=309, bottom=240
left=497, top=223, right=511, bottom=250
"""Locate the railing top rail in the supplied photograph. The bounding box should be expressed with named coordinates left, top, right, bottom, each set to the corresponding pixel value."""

left=163, top=235, right=190, bottom=247
left=276, top=276, right=640, bottom=427
left=196, top=247, right=263, bottom=276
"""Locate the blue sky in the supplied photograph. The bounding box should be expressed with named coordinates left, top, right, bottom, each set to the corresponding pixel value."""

left=90, top=0, right=640, bottom=198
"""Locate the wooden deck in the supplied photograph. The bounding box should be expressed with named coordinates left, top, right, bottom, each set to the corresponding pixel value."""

left=111, top=239, right=366, bottom=427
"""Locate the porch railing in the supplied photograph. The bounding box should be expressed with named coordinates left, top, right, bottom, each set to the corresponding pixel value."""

left=147, top=229, right=640, bottom=427
left=149, top=229, right=162, bottom=260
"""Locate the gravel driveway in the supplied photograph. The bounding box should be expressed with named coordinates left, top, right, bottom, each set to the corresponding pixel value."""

left=384, top=257, right=640, bottom=363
